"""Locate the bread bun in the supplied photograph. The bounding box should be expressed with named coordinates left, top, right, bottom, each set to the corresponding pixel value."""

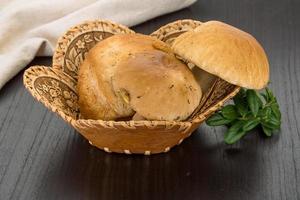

left=113, top=49, right=201, bottom=121
left=78, top=34, right=202, bottom=121
left=172, top=21, right=269, bottom=89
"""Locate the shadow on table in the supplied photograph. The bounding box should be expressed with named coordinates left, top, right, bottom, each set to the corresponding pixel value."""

left=41, top=125, right=275, bottom=200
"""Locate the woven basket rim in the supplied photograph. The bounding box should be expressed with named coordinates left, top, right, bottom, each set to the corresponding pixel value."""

left=150, top=19, right=202, bottom=37
left=23, top=66, right=239, bottom=129
left=52, top=19, right=135, bottom=73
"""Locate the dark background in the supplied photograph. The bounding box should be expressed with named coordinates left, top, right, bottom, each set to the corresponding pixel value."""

left=0, top=0, right=299, bottom=199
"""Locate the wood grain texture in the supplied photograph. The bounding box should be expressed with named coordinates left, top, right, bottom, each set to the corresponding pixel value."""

left=0, top=0, right=299, bottom=199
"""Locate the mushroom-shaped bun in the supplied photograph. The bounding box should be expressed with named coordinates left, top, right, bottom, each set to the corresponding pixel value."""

left=172, top=21, right=270, bottom=91
left=78, top=34, right=202, bottom=121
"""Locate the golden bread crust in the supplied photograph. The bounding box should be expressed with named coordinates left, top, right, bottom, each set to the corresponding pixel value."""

left=172, top=21, right=269, bottom=89
left=78, top=34, right=201, bottom=120
left=114, top=50, right=201, bottom=121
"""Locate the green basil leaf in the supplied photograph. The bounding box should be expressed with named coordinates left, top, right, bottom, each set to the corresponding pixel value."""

left=221, top=105, right=239, bottom=120
left=259, top=107, right=272, bottom=118
left=233, top=96, right=248, bottom=117
left=261, top=92, right=269, bottom=102
left=262, top=125, right=272, bottom=137
left=247, top=90, right=260, bottom=117
left=269, top=114, right=281, bottom=128
left=257, top=93, right=263, bottom=108
left=206, top=87, right=281, bottom=145
left=242, top=118, right=260, bottom=132
left=237, top=88, right=246, bottom=98
left=261, top=114, right=280, bottom=130
left=206, top=113, right=233, bottom=126
left=271, top=103, right=281, bottom=120
left=224, top=121, right=247, bottom=144
left=261, top=122, right=278, bottom=130
left=266, top=88, right=276, bottom=102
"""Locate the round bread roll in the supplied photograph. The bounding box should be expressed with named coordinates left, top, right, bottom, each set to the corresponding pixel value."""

left=113, top=50, right=201, bottom=121
left=172, top=21, right=270, bottom=90
left=78, top=34, right=202, bottom=121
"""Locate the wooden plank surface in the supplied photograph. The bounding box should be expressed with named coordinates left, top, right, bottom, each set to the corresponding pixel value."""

left=0, top=0, right=299, bottom=199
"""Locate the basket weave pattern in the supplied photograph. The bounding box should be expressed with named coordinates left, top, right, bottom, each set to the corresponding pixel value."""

left=24, top=19, right=240, bottom=155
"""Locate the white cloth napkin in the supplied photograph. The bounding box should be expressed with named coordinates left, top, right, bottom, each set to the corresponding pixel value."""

left=0, top=0, right=196, bottom=89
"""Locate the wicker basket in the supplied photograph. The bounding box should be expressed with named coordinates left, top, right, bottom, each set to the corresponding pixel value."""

left=23, top=19, right=240, bottom=155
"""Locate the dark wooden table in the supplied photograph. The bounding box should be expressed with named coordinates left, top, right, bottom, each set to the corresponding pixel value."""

left=1, top=0, right=299, bottom=199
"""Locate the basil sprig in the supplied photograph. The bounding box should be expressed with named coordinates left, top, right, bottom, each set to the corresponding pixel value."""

left=206, top=88, right=281, bottom=144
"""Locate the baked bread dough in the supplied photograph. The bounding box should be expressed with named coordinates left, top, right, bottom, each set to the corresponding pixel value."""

left=78, top=34, right=202, bottom=121
left=172, top=21, right=269, bottom=90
